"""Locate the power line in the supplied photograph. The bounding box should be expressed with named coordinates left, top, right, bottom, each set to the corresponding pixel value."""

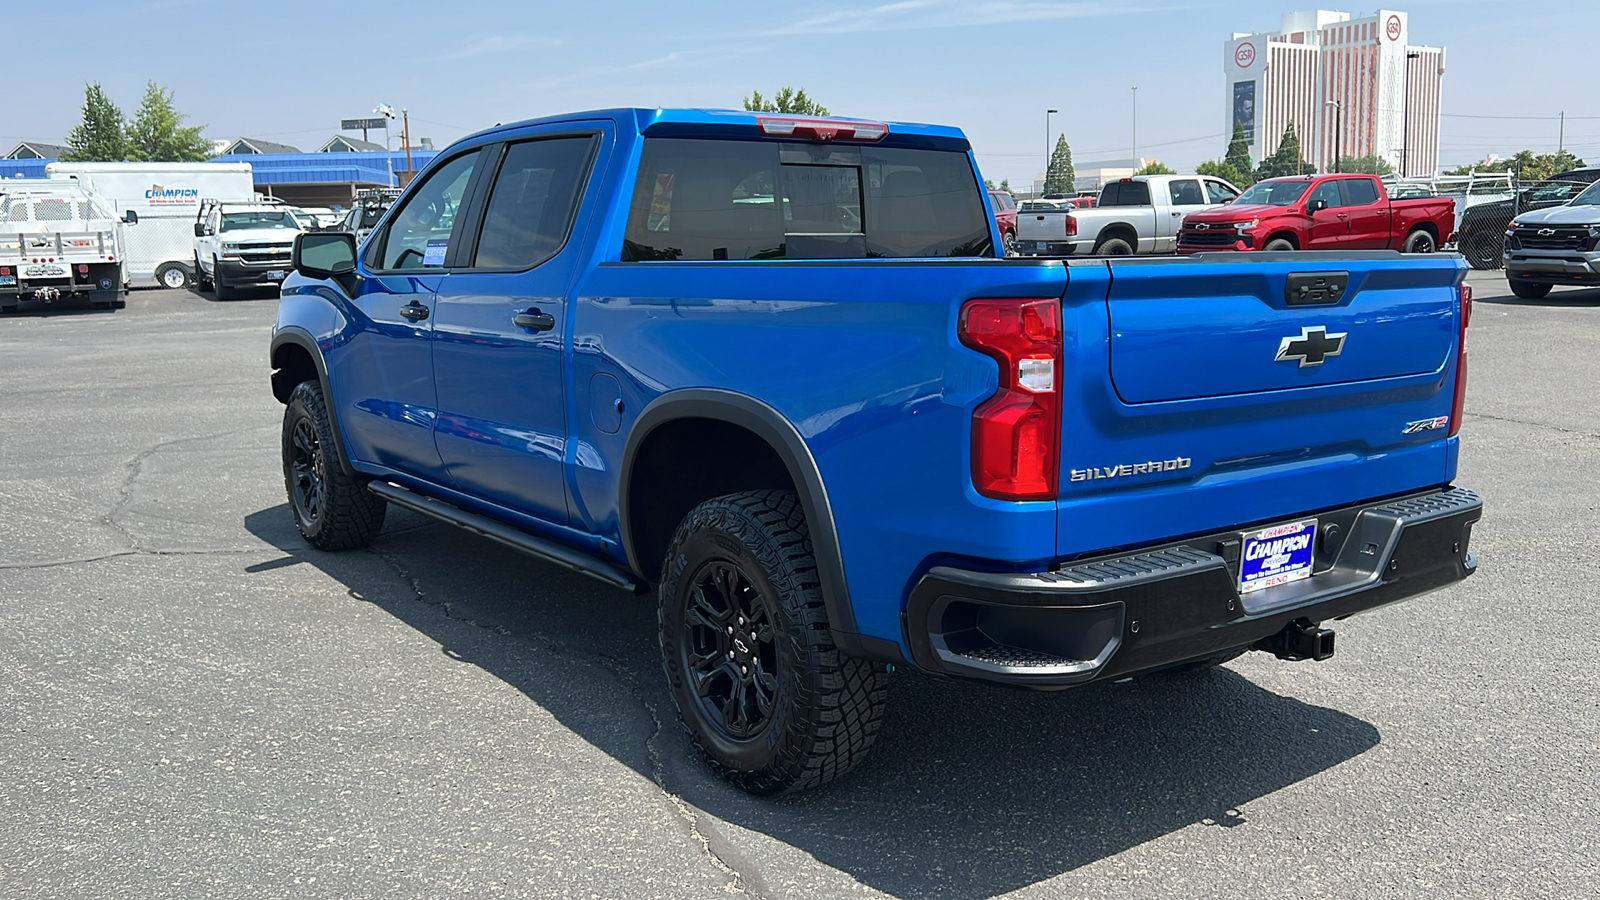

left=1442, top=113, right=1600, bottom=121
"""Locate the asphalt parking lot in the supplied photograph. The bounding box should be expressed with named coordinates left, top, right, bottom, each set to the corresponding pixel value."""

left=1, top=269, right=1596, bottom=899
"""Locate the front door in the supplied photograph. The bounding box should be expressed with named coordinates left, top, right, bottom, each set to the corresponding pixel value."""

left=327, top=149, right=483, bottom=481
left=1306, top=180, right=1347, bottom=248
left=431, top=131, right=604, bottom=525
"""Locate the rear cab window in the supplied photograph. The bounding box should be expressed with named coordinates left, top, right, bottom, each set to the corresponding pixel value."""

left=621, top=136, right=992, bottom=260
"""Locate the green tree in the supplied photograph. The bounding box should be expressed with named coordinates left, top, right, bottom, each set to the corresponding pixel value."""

left=60, top=82, right=128, bottom=162
left=1255, top=122, right=1308, bottom=180
left=1336, top=154, right=1394, bottom=176
left=1044, top=134, right=1075, bottom=194
left=998, top=178, right=1012, bottom=194
left=1196, top=158, right=1250, bottom=188
left=1224, top=120, right=1253, bottom=177
left=125, top=82, right=211, bottom=162
left=1134, top=160, right=1176, bottom=175
left=1445, top=149, right=1586, bottom=180
left=743, top=86, right=828, bottom=116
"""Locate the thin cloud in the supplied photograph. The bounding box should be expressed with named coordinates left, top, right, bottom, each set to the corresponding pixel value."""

left=518, top=47, right=763, bottom=94
left=766, top=0, right=1191, bottom=35
left=442, top=33, right=561, bottom=60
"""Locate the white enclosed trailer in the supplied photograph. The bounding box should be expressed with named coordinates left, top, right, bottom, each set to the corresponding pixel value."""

left=45, top=162, right=256, bottom=288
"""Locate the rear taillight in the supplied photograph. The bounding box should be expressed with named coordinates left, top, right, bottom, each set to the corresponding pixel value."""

left=77, top=264, right=89, bottom=274
left=959, top=298, right=1062, bottom=500
left=1063, top=215, right=1077, bottom=237
left=1449, top=282, right=1471, bottom=437
left=0, top=267, right=9, bottom=275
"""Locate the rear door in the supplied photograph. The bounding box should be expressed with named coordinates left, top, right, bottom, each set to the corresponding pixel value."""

left=1059, top=253, right=1465, bottom=556
left=1160, top=178, right=1210, bottom=251
left=1340, top=177, right=1390, bottom=249
left=429, top=127, right=605, bottom=525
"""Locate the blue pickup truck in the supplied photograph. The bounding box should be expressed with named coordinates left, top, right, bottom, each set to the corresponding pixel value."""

left=270, top=108, right=1482, bottom=794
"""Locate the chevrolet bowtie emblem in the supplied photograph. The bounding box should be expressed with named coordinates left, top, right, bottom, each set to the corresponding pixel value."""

left=1275, top=326, right=1346, bottom=367
left=1537, top=228, right=1556, bottom=236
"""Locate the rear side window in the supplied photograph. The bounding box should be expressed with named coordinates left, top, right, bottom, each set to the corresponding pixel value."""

left=1168, top=179, right=1204, bottom=205
left=473, top=137, right=594, bottom=269
left=1341, top=178, right=1379, bottom=206
left=621, top=137, right=991, bottom=260
left=1098, top=181, right=1151, bottom=207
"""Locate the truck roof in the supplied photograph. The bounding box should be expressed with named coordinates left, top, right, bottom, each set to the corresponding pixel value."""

left=459, top=107, right=970, bottom=147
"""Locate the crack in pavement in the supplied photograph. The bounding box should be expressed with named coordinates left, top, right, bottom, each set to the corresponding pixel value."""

left=363, top=541, right=764, bottom=897
left=0, top=547, right=262, bottom=571
left=105, top=426, right=276, bottom=552
left=1466, top=410, right=1600, bottom=440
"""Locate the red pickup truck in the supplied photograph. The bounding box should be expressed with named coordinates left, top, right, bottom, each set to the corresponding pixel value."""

left=1177, top=174, right=1454, bottom=254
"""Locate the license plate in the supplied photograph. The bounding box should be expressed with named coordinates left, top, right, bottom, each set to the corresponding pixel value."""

left=267, top=269, right=285, bottom=281
left=1239, top=518, right=1318, bottom=594
left=0, top=275, right=14, bottom=286
left=24, top=264, right=66, bottom=278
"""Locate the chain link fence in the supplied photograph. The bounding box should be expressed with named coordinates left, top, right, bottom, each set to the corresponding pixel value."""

left=1445, top=175, right=1599, bottom=269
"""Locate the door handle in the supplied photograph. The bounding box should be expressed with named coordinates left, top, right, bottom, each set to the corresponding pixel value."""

left=514, top=308, right=556, bottom=331
left=398, top=302, right=429, bottom=321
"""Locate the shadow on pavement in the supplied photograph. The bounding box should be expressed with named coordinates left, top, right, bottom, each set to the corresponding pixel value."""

left=1474, top=285, right=1600, bottom=308
left=245, top=503, right=1379, bottom=898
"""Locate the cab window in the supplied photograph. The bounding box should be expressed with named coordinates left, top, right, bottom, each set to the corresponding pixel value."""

left=1308, top=181, right=1342, bottom=210
left=472, top=137, right=595, bottom=269
left=1340, top=178, right=1380, bottom=206
left=376, top=150, right=480, bottom=270
left=1167, top=179, right=1205, bottom=206
left=1205, top=180, right=1239, bottom=204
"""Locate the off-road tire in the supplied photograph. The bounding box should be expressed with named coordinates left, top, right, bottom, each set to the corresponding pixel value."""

left=212, top=257, right=238, bottom=301
left=194, top=253, right=213, bottom=292
left=1509, top=279, right=1552, bottom=300
left=1094, top=236, right=1134, bottom=256
left=1263, top=237, right=1296, bottom=252
left=1462, top=232, right=1504, bottom=270
left=659, top=490, right=888, bottom=795
left=156, top=263, right=190, bottom=290
left=282, top=380, right=386, bottom=550
left=1402, top=229, right=1437, bottom=254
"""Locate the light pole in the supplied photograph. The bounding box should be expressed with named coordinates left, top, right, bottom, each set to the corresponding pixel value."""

left=1401, top=51, right=1420, bottom=177
left=1045, top=108, right=1057, bottom=196
left=1326, top=99, right=1342, bottom=173
left=1130, top=86, right=1138, bottom=171
left=375, top=103, right=397, bottom=187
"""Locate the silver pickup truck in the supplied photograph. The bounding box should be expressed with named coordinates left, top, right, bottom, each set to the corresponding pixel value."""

left=1017, top=174, right=1241, bottom=255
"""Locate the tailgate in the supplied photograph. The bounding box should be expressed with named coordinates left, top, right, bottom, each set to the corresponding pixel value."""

left=1017, top=210, right=1071, bottom=242
left=1056, top=253, right=1466, bottom=557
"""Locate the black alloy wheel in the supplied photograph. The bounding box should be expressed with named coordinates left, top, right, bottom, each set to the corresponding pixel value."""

left=288, top=416, right=325, bottom=530
left=682, top=560, right=778, bottom=740
left=659, top=490, right=887, bottom=795
left=281, top=380, right=386, bottom=550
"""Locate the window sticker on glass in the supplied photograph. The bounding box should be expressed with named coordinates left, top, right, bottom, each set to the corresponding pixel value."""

left=423, top=238, right=449, bottom=267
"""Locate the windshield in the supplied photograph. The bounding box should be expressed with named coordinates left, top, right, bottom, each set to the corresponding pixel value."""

left=1233, top=180, right=1312, bottom=206
left=1568, top=182, right=1600, bottom=206
left=220, top=211, right=300, bottom=232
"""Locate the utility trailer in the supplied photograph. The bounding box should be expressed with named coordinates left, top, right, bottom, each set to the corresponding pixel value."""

left=0, top=183, right=130, bottom=312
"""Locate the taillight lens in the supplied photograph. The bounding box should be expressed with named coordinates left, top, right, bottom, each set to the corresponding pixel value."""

left=959, top=298, right=1062, bottom=500
left=1449, top=281, right=1471, bottom=437
left=1063, top=214, right=1077, bottom=237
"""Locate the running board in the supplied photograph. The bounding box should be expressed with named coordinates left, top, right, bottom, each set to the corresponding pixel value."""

left=366, top=480, right=642, bottom=593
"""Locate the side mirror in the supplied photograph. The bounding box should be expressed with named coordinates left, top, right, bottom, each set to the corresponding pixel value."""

left=1308, top=199, right=1329, bottom=212
left=123, top=210, right=139, bottom=225
left=294, top=231, right=358, bottom=279
left=193, top=222, right=208, bottom=237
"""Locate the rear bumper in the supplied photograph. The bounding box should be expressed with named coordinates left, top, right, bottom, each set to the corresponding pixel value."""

left=904, top=487, right=1482, bottom=688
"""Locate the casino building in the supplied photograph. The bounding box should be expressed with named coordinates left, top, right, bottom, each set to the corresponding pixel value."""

left=1225, top=9, right=1444, bottom=176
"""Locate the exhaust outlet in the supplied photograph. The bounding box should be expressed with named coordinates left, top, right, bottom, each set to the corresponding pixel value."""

left=1257, top=619, right=1335, bottom=662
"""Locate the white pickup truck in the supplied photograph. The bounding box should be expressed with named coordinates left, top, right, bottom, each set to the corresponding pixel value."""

left=1017, top=174, right=1241, bottom=256
left=0, top=183, right=131, bottom=312
left=192, top=200, right=303, bottom=300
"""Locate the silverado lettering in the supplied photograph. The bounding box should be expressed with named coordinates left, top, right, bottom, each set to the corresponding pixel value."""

left=1069, top=457, right=1192, bottom=482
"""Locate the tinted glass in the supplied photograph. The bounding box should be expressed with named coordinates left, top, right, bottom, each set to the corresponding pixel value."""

left=1235, top=180, right=1312, bottom=206
left=621, top=138, right=990, bottom=260
left=1572, top=181, right=1600, bottom=206
left=1526, top=181, right=1582, bottom=203
left=1308, top=181, right=1341, bottom=209
left=1099, top=181, right=1151, bottom=206
left=1168, top=179, right=1205, bottom=206
left=473, top=137, right=593, bottom=269
left=1341, top=177, right=1379, bottom=206
left=1205, top=180, right=1239, bottom=204
left=378, top=150, right=479, bottom=270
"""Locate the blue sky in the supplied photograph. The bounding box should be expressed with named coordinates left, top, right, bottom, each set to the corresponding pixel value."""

left=5, top=0, right=1592, bottom=183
